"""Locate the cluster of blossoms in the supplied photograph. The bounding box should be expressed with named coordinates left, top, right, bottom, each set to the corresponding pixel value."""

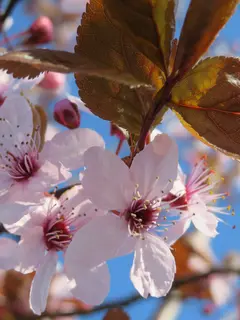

left=0, top=87, right=230, bottom=315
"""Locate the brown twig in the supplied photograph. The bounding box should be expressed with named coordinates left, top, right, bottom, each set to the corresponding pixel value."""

left=0, top=0, right=22, bottom=27
left=14, top=267, right=240, bottom=319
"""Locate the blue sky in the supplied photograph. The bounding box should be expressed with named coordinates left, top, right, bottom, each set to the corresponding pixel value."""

left=7, top=1, right=240, bottom=319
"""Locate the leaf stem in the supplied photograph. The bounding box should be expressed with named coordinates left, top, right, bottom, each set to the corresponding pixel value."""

left=136, top=76, right=179, bottom=152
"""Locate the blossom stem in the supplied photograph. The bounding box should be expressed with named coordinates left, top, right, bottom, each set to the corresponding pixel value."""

left=0, top=30, right=27, bottom=46
left=116, top=138, right=124, bottom=155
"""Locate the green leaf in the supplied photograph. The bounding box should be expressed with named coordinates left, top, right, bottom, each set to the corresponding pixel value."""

left=75, top=0, right=164, bottom=134
left=171, top=56, right=240, bottom=159
left=0, top=49, right=151, bottom=87
left=103, top=0, right=177, bottom=76
left=173, top=0, right=238, bottom=76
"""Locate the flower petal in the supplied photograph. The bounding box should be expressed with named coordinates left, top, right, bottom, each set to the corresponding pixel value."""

left=0, top=95, right=33, bottom=138
left=16, top=226, right=45, bottom=274
left=68, top=262, right=110, bottom=305
left=130, top=234, right=176, bottom=298
left=192, top=212, right=219, bottom=237
left=41, top=128, right=105, bottom=170
left=29, top=160, right=60, bottom=191
left=0, top=238, right=18, bottom=269
left=83, top=147, right=134, bottom=210
left=5, top=202, right=47, bottom=235
left=130, top=134, right=178, bottom=199
left=0, top=177, right=12, bottom=200
left=190, top=200, right=219, bottom=237
left=0, top=203, right=29, bottom=225
left=161, top=218, right=191, bottom=246
left=6, top=74, right=44, bottom=96
left=65, top=214, right=136, bottom=270
left=169, top=165, right=186, bottom=196
left=30, top=251, right=58, bottom=315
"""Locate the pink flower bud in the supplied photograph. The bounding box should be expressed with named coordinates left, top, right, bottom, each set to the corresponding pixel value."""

left=38, top=72, right=65, bottom=91
left=25, top=16, right=53, bottom=45
left=54, top=99, right=80, bottom=129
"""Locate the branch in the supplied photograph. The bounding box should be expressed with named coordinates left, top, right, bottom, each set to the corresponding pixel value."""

left=173, top=267, right=240, bottom=289
left=0, top=0, right=22, bottom=26
left=14, top=267, right=240, bottom=319
left=15, top=294, right=142, bottom=319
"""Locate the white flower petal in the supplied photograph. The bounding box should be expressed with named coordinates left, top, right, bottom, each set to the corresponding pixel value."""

left=162, top=218, right=191, bottom=246
left=190, top=201, right=219, bottom=237
left=0, top=238, right=18, bottom=270
left=30, top=252, right=58, bottom=315
left=6, top=74, right=44, bottom=96
left=83, top=147, right=134, bottom=210
left=16, top=226, right=45, bottom=274
left=0, top=95, right=33, bottom=138
left=69, top=262, right=110, bottom=305
left=130, top=134, right=178, bottom=199
left=131, top=234, right=176, bottom=298
left=41, top=128, right=105, bottom=170
left=65, top=214, right=136, bottom=271
left=0, top=203, right=29, bottom=225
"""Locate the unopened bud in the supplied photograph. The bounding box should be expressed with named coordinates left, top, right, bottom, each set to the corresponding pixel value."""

left=54, top=99, right=80, bottom=129
left=38, top=72, right=65, bottom=91
left=25, top=16, right=53, bottom=45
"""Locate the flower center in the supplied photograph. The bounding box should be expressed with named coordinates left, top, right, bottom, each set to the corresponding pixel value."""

left=125, top=199, right=161, bottom=236
left=5, top=151, right=39, bottom=181
left=164, top=193, right=188, bottom=210
left=44, top=217, right=73, bottom=251
left=0, top=122, right=42, bottom=182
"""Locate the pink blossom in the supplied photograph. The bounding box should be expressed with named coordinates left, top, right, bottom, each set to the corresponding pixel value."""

left=163, top=157, right=230, bottom=243
left=38, top=72, right=65, bottom=91
left=0, top=186, right=108, bottom=315
left=0, top=95, right=104, bottom=203
left=66, top=134, right=180, bottom=300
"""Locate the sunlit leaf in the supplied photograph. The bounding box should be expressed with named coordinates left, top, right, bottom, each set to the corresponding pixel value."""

left=104, top=0, right=177, bottom=76
left=151, top=0, right=177, bottom=73
left=0, top=49, right=151, bottom=86
left=75, top=0, right=164, bottom=134
left=173, top=0, right=238, bottom=76
left=171, top=56, right=240, bottom=159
